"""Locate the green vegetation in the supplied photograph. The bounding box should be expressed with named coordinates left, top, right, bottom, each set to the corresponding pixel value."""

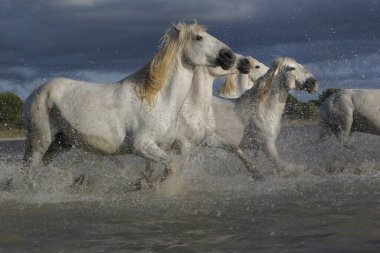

left=0, top=92, right=24, bottom=131
left=283, top=93, right=319, bottom=120
left=283, top=88, right=342, bottom=121
left=315, top=88, right=341, bottom=106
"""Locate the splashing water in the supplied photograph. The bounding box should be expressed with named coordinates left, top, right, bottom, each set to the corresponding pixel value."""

left=0, top=124, right=379, bottom=252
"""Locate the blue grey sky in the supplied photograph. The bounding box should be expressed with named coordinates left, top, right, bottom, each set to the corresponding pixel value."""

left=1, top=0, right=379, bottom=100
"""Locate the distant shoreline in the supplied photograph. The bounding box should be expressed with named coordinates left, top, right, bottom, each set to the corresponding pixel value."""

left=0, top=136, right=25, bottom=141
left=0, top=119, right=319, bottom=141
left=282, top=119, right=319, bottom=126
left=0, top=129, right=25, bottom=139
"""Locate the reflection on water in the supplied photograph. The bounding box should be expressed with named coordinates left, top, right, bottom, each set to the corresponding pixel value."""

left=0, top=125, right=380, bottom=252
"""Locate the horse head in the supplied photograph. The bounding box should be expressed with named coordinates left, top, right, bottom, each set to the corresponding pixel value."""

left=139, top=21, right=237, bottom=105
left=247, top=56, right=269, bottom=84
left=277, top=57, right=318, bottom=93
left=170, top=22, right=236, bottom=70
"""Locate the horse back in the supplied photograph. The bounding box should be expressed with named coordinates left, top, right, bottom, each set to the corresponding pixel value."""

left=23, top=77, right=139, bottom=154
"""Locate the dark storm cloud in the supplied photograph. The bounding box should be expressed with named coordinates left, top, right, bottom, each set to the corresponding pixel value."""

left=0, top=0, right=380, bottom=98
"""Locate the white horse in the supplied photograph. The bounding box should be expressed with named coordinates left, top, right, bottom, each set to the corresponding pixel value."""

left=22, top=22, right=237, bottom=188
left=319, top=89, right=380, bottom=147
left=175, top=54, right=252, bottom=156
left=213, top=57, right=318, bottom=179
left=219, top=56, right=269, bottom=98
left=135, top=55, right=250, bottom=188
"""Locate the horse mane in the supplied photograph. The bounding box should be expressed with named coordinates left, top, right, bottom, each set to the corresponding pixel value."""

left=137, top=22, right=206, bottom=105
left=219, top=74, right=238, bottom=96
left=316, top=88, right=342, bottom=106
left=238, top=57, right=289, bottom=107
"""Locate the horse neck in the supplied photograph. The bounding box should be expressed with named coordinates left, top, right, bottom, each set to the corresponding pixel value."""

left=236, top=74, right=289, bottom=123
left=121, top=55, right=194, bottom=111
left=269, top=75, right=289, bottom=106
left=187, top=67, right=215, bottom=112
left=264, top=74, right=289, bottom=113
left=153, top=55, right=195, bottom=112
left=237, top=74, right=250, bottom=95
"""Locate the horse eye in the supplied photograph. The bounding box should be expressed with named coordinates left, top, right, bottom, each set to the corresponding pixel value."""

left=255, top=65, right=260, bottom=69
left=287, top=67, right=296, bottom=71
left=195, top=35, right=203, bottom=41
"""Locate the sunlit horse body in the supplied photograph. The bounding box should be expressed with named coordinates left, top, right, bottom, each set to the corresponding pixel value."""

left=22, top=22, right=236, bottom=187
left=213, top=57, right=318, bottom=178
left=319, top=89, right=380, bottom=146
left=219, top=56, right=269, bottom=98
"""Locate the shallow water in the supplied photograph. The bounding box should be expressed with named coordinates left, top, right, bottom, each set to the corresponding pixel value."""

left=1, top=125, right=380, bottom=252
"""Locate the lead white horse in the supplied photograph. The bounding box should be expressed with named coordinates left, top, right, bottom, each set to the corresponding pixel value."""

left=22, top=22, right=236, bottom=188
left=219, top=56, right=269, bottom=98
left=319, top=89, right=380, bottom=147
left=213, top=57, right=318, bottom=179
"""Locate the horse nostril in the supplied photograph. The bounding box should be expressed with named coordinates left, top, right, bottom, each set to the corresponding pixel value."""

left=305, top=77, right=318, bottom=93
left=238, top=58, right=251, bottom=74
left=219, top=48, right=234, bottom=60
left=217, top=48, right=236, bottom=70
left=306, top=77, right=316, bottom=85
left=241, top=58, right=250, bottom=66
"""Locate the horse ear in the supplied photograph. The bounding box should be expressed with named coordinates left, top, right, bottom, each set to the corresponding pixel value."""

left=168, top=23, right=181, bottom=38
left=173, top=23, right=183, bottom=32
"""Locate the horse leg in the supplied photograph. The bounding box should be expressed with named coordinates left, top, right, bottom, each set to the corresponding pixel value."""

left=133, top=160, right=154, bottom=190
left=261, top=141, right=286, bottom=174
left=334, top=109, right=354, bottom=148
left=20, top=129, right=55, bottom=190
left=23, top=129, right=55, bottom=173
left=41, top=133, right=85, bottom=187
left=42, top=132, right=72, bottom=166
left=132, top=136, right=170, bottom=189
left=317, top=120, right=333, bottom=144
left=227, top=145, right=264, bottom=180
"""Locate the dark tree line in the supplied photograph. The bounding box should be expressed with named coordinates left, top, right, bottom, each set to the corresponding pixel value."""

left=0, top=92, right=24, bottom=130
left=283, top=88, right=341, bottom=120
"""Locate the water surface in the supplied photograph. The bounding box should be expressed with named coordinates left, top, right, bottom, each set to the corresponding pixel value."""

left=1, top=125, right=379, bottom=252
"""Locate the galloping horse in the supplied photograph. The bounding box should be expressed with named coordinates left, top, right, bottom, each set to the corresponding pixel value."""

left=135, top=55, right=252, bottom=188
left=219, top=56, right=269, bottom=98
left=175, top=55, right=251, bottom=156
left=22, top=22, right=236, bottom=188
left=213, top=57, right=318, bottom=179
left=319, top=89, right=380, bottom=147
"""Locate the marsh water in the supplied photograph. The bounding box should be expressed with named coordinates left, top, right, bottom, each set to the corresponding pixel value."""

left=0, top=124, right=380, bottom=252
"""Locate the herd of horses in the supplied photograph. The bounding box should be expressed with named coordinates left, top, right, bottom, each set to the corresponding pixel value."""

left=11, top=22, right=380, bottom=190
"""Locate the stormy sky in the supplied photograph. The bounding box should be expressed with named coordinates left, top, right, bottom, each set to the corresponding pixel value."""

left=1, top=0, right=379, bottom=100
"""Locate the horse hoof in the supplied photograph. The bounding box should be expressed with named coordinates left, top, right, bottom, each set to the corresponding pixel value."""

left=133, top=176, right=154, bottom=191
left=277, top=167, right=297, bottom=177
left=133, top=179, right=142, bottom=191
left=0, top=178, right=13, bottom=191
left=71, top=174, right=85, bottom=187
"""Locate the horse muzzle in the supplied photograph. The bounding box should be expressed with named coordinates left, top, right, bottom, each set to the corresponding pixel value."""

left=237, top=57, right=251, bottom=74
left=216, top=48, right=236, bottom=70
left=304, top=77, right=318, bottom=93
